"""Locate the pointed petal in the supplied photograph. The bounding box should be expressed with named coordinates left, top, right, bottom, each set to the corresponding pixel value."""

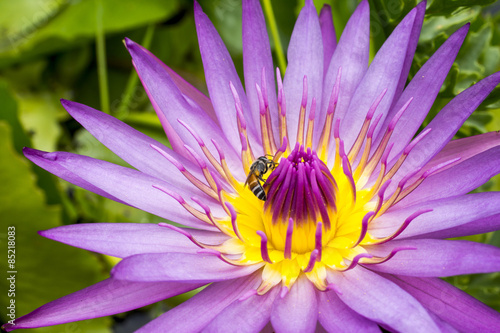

left=61, top=99, right=211, bottom=184
left=194, top=1, right=258, bottom=152
left=125, top=38, right=243, bottom=178
left=399, top=146, right=500, bottom=207
left=323, top=1, right=370, bottom=158
left=271, top=275, right=318, bottom=333
left=136, top=274, right=260, bottom=332
left=23, top=149, right=219, bottom=230
left=283, top=0, right=323, bottom=145
left=328, top=267, right=440, bottom=332
left=383, top=275, right=500, bottom=333
left=365, top=239, right=500, bottom=277
left=317, top=290, right=380, bottom=332
left=2, top=278, right=201, bottom=332
left=23, top=147, right=124, bottom=205
left=418, top=131, right=500, bottom=176
left=393, top=71, right=500, bottom=180
left=340, top=7, right=417, bottom=151
left=39, top=223, right=228, bottom=258
left=379, top=24, right=469, bottom=160
left=319, top=5, right=336, bottom=77
left=111, top=252, right=262, bottom=283
left=204, top=283, right=279, bottom=333
left=390, top=1, right=426, bottom=107
left=133, top=43, right=218, bottom=123
left=242, top=0, right=277, bottom=135
left=372, top=192, right=500, bottom=239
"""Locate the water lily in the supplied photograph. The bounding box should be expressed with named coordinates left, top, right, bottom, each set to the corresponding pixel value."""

left=4, top=0, right=500, bottom=332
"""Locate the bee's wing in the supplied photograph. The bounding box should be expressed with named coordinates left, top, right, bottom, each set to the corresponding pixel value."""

left=244, top=173, right=253, bottom=187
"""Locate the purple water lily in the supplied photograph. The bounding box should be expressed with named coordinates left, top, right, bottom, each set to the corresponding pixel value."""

left=4, top=0, right=500, bottom=332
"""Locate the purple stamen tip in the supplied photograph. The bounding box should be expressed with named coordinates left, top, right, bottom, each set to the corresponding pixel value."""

left=309, top=98, right=317, bottom=120
left=403, top=128, right=431, bottom=155
left=304, top=249, right=319, bottom=272
left=150, top=144, right=186, bottom=171
left=367, top=113, right=383, bottom=139
left=381, top=143, right=394, bottom=166
left=191, top=196, right=211, bottom=216
left=315, top=222, right=323, bottom=261
left=333, top=118, right=341, bottom=139
left=278, top=136, right=288, bottom=153
left=178, top=119, right=204, bottom=147
left=388, top=97, right=413, bottom=131
left=240, top=132, right=248, bottom=150
left=256, top=83, right=266, bottom=115
left=423, top=157, right=461, bottom=178
left=211, top=139, right=225, bottom=160
left=367, top=89, right=387, bottom=120
left=256, top=230, right=272, bottom=263
left=284, top=218, right=294, bottom=259
left=229, top=81, right=241, bottom=106
left=301, top=75, right=308, bottom=108
left=153, top=185, right=185, bottom=204
left=236, top=104, right=247, bottom=129
left=184, top=145, right=207, bottom=169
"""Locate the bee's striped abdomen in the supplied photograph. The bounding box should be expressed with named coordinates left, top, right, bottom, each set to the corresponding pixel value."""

left=251, top=183, right=267, bottom=201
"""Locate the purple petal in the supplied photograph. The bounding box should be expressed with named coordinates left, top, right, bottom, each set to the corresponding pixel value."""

left=328, top=267, right=440, bottom=332
left=39, top=223, right=229, bottom=258
left=340, top=7, right=417, bottom=151
left=283, top=0, right=323, bottom=145
left=416, top=131, right=500, bottom=176
left=24, top=149, right=219, bottom=230
left=194, top=1, right=259, bottom=153
left=372, top=192, right=500, bottom=239
left=242, top=0, right=278, bottom=137
left=390, top=1, right=425, bottom=108
left=365, top=239, right=500, bottom=277
left=60, top=99, right=212, bottom=185
left=136, top=274, right=261, bottom=332
left=2, top=278, right=201, bottom=331
left=383, top=275, right=500, bottom=332
left=319, top=5, right=336, bottom=77
left=125, top=38, right=244, bottom=179
left=317, top=289, right=380, bottom=332
left=399, top=146, right=500, bottom=207
left=323, top=0, right=370, bottom=157
left=392, top=71, right=500, bottom=181
left=270, top=275, right=318, bottom=333
left=203, top=282, right=279, bottom=333
left=423, top=213, right=500, bottom=239
left=134, top=43, right=218, bottom=123
left=111, top=252, right=262, bottom=282
left=378, top=24, right=469, bottom=161
left=23, top=147, right=125, bottom=205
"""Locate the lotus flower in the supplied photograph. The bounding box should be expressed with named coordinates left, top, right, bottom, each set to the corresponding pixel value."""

left=4, top=0, right=500, bottom=332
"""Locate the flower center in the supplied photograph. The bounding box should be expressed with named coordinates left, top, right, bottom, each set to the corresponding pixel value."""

left=264, top=144, right=336, bottom=231
left=155, top=69, right=455, bottom=295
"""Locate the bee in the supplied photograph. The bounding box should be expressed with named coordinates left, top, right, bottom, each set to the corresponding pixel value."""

left=245, top=155, right=277, bottom=201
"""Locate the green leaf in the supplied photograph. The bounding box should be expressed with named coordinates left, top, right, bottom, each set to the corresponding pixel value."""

left=0, top=0, right=180, bottom=68
left=427, top=0, right=496, bottom=16
left=0, top=121, right=110, bottom=332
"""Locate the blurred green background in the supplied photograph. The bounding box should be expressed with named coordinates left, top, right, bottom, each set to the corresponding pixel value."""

left=1, top=0, right=499, bottom=331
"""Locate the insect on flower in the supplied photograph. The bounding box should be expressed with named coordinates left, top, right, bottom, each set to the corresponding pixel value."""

left=244, top=155, right=278, bottom=201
